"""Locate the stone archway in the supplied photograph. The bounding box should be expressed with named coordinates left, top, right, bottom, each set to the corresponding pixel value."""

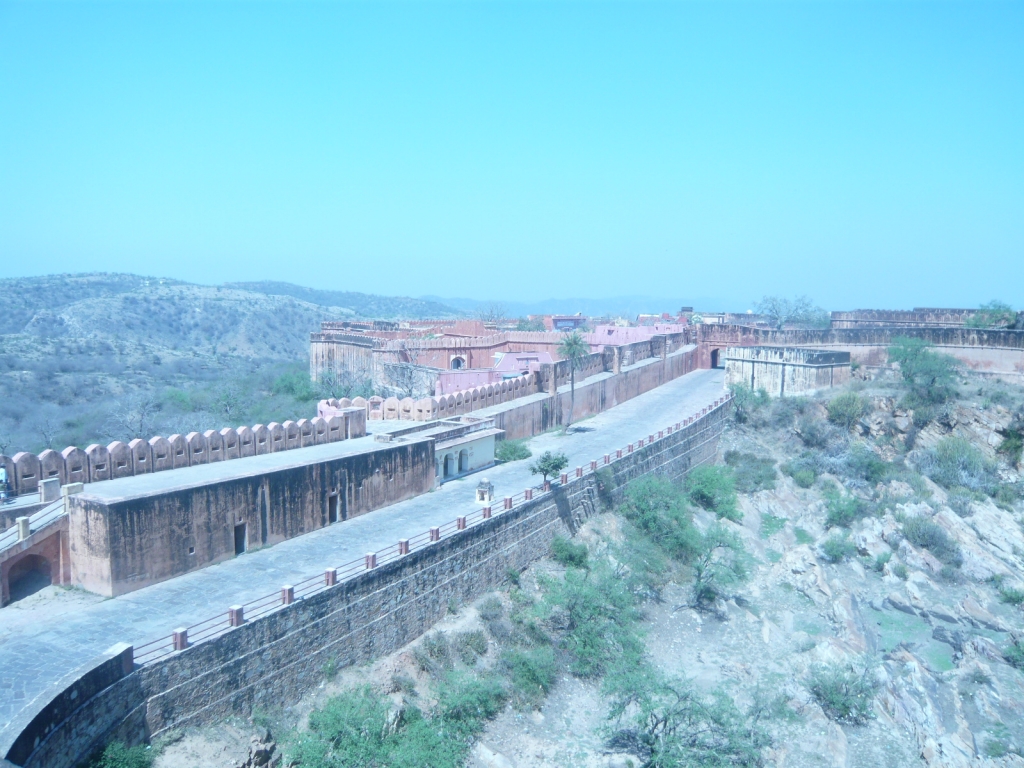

left=444, top=453, right=456, bottom=478
left=7, top=554, right=51, bottom=603
left=450, top=357, right=465, bottom=370
left=458, top=449, right=470, bottom=473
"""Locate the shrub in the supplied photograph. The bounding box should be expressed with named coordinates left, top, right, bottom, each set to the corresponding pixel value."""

left=415, top=634, right=452, bottom=675
left=796, top=416, right=840, bottom=449
left=998, top=427, right=1024, bottom=468
left=551, top=536, right=589, bottom=569
left=453, top=631, right=488, bottom=664
left=619, top=477, right=701, bottom=563
left=918, top=436, right=998, bottom=494
left=888, top=337, right=958, bottom=404
left=690, top=524, right=749, bottom=611
left=821, top=534, right=857, bottom=563
left=87, top=743, right=152, bottom=768
left=478, top=596, right=504, bottom=621
left=685, top=465, right=740, bottom=521
left=794, top=527, right=814, bottom=545
left=1004, top=638, right=1024, bottom=670
left=807, top=663, right=880, bottom=724
left=769, top=396, right=810, bottom=429
left=844, top=443, right=890, bottom=484
left=781, top=458, right=817, bottom=488
left=759, top=513, right=787, bottom=539
left=605, top=672, right=771, bottom=768
left=724, top=450, right=777, bottom=493
left=947, top=488, right=978, bottom=517
left=529, top=451, right=568, bottom=483
left=437, top=671, right=508, bottom=723
left=825, top=490, right=872, bottom=528
left=893, top=563, right=909, bottom=580
left=289, top=687, right=468, bottom=768
left=728, top=383, right=771, bottom=425
left=495, top=439, right=532, bottom=463
left=995, top=483, right=1022, bottom=509
left=541, top=564, right=644, bottom=678
left=500, top=647, right=557, bottom=708
left=999, top=587, right=1024, bottom=606
left=827, top=393, right=870, bottom=431
left=901, top=516, right=963, bottom=567
left=873, top=552, right=891, bottom=572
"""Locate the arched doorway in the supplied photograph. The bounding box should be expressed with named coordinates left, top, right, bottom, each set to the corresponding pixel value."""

left=444, top=453, right=456, bottom=478
left=710, top=349, right=721, bottom=369
left=450, top=357, right=464, bottom=370
left=8, top=554, right=51, bottom=602
left=458, top=449, right=470, bottom=473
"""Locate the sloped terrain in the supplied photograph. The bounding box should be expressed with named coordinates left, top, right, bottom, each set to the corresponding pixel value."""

left=144, top=371, right=1024, bottom=768
left=0, top=273, right=458, bottom=455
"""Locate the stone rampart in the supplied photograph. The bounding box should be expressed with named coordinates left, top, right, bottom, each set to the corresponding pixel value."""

left=698, top=324, right=1024, bottom=378
left=0, top=409, right=368, bottom=499
left=2, top=402, right=728, bottom=768
left=67, top=437, right=437, bottom=597
left=723, top=346, right=851, bottom=397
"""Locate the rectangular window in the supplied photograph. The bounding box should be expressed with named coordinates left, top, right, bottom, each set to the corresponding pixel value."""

left=234, top=523, right=247, bottom=556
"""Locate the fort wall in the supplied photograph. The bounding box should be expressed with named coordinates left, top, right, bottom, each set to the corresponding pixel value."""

left=1, top=402, right=729, bottom=768
left=698, top=324, right=1024, bottom=378
left=67, top=438, right=436, bottom=597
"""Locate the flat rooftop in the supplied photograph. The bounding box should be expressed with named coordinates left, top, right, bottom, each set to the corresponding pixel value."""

left=77, top=433, right=431, bottom=504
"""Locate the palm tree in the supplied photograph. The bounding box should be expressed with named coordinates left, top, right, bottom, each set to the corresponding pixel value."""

left=557, top=331, right=590, bottom=433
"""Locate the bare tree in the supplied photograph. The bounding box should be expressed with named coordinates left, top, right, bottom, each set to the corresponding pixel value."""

left=316, top=368, right=356, bottom=400
left=478, top=302, right=509, bottom=325
left=106, top=394, right=160, bottom=441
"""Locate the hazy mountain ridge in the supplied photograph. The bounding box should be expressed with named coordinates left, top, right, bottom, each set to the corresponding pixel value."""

left=0, top=274, right=457, bottom=455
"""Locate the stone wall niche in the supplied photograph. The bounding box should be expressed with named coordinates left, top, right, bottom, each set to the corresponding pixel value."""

left=220, top=428, right=240, bottom=460
left=296, top=419, right=314, bottom=447
left=203, top=430, right=225, bottom=462
left=148, top=436, right=173, bottom=472
left=326, top=416, right=343, bottom=442
left=61, top=447, right=89, bottom=485
left=37, top=449, right=65, bottom=486
left=186, top=432, right=208, bottom=465
left=253, top=425, right=271, bottom=455
left=283, top=421, right=300, bottom=450
left=167, top=435, right=188, bottom=469
left=128, top=439, right=152, bottom=474
left=12, top=452, right=41, bottom=495
left=85, top=444, right=110, bottom=482
left=267, top=423, right=285, bottom=452
left=237, top=426, right=256, bottom=457
left=311, top=417, right=328, bottom=445
left=107, top=442, right=132, bottom=479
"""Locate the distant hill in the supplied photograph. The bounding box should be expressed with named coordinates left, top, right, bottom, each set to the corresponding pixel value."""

left=0, top=273, right=459, bottom=456
left=421, top=294, right=732, bottom=320
left=227, top=281, right=460, bottom=319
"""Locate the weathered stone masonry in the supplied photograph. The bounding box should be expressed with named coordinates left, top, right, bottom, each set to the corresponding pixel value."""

left=1, top=404, right=728, bottom=768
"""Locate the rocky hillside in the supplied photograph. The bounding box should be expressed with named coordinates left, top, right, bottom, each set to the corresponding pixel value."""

left=147, top=367, right=1024, bottom=768
left=0, top=273, right=459, bottom=455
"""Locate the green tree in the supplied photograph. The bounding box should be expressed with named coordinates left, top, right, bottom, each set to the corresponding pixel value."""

left=887, top=337, right=958, bottom=404
left=530, top=450, right=569, bottom=484
left=966, top=301, right=1017, bottom=329
left=557, top=331, right=591, bottom=432
left=826, top=392, right=869, bottom=431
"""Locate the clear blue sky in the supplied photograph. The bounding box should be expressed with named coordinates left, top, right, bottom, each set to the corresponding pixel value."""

left=1, top=1, right=1021, bottom=310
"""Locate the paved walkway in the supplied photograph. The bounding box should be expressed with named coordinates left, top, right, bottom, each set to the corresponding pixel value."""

left=0, top=369, right=724, bottom=734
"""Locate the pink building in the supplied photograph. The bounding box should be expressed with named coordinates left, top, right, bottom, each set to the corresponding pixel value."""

left=584, top=323, right=688, bottom=351
left=435, top=350, right=554, bottom=395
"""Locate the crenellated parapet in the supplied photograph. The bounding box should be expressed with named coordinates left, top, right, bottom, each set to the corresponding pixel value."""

left=0, top=408, right=367, bottom=498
